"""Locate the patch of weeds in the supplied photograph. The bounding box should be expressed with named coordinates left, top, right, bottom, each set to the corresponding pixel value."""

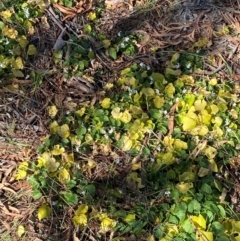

left=15, top=47, right=240, bottom=239
left=0, top=0, right=43, bottom=81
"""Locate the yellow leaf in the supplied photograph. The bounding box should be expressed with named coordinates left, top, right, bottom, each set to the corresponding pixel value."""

left=119, top=110, right=132, bottom=123
left=212, top=126, right=223, bottom=137
left=121, top=136, right=133, bottom=151
left=176, top=182, right=193, bottom=194
left=45, top=157, right=59, bottom=172
left=51, top=145, right=65, bottom=156
left=208, top=159, right=218, bottom=172
left=126, top=77, right=137, bottom=87
left=147, top=235, right=155, bottom=241
left=49, top=121, right=59, bottom=134
left=163, top=136, right=174, bottom=149
left=126, top=172, right=144, bottom=189
left=204, top=146, right=217, bottom=159
left=173, top=139, right=188, bottom=150
left=190, top=125, right=209, bottom=136
left=230, top=109, right=238, bottom=119
left=37, top=204, right=51, bottom=220
left=100, top=216, right=116, bottom=232
left=132, top=162, right=141, bottom=170
left=58, top=124, right=70, bottom=139
left=157, top=152, right=175, bottom=166
left=16, top=225, right=25, bottom=237
left=153, top=96, right=164, bottom=108
left=12, top=57, right=24, bottom=69
left=75, top=107, right=86, bottom=117
left=111, top=107, right=122, bottom=119
left=124, top=214, right=135, bottom=223
left=181, top=112, right=198, bottom=131
left=18, top=36, right=29, bottom=48
left=73, top=214, right=88, bottom=226
left=37, top=152, right=50, bottom=167
left=198, top=167, right=209, bottom=177
left=104, top=83, right=114, bottom=89
left=86, top=159, right=96, bottom=169
left=27, top=44, right=37, bottom=55
left=141, top=87, right=155, bottom=97
left=0, top=10, right=12, bottom=19
left=47, top=105, right=58, bottom=118
left=209, top=78, right=217, bottom=86
left=101, top=98, right=111, bottom=109
left=164, top=83, right=175, bottom=97
left=165, top=224, right=179, bottom=237
left=209, top=104, right=219, bottom=115
left=191, top=214, right=206, bottom=230
left=199, top=110, right=211, bottom=125
left=179, top=171, right=196, bottom=182
left=212, top=116, right=222, bottom=127
left=58, top=168, right=70, bottom=184
left=76, top=204, right=89, bottom=215
left=196, top=230, right=213, bottom=241
left=2, top=26, right=18, bottom=38
left=178, top=75, right=195, bottom=84
left=102, top=39, right=111, bottom=48
left=194, top=99, right=207, bottom=111
left=14, top=161, right=28, bottom=180
left=85, top=133, right=94, bottom=144
left=88, top=12, right=96, bottom=21
left=133, top=92, right=142, bottom=102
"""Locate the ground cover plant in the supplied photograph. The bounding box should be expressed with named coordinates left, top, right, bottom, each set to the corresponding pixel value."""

left=1, top=0, right=240, bottom=240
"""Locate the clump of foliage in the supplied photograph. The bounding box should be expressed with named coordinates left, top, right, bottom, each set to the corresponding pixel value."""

left=0, top=0, right=44, bottom=80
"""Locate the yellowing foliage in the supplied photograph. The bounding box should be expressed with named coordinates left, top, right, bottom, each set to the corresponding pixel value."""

left=37, top=204, right=51, bottom=220
left=73, top=204, right=89, bottom=226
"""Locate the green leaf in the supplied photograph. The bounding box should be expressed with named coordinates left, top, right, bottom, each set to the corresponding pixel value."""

left=0, top=21, right=5, bottom=29
left=28, top=176, right=39, bottom=188
left=200, top=183, right=212, bottom=194
left=84, top=24, right=92, bottom=34
left=84, top=184, right=96, bottom=196
left=32, top=189, right=42, bottom=200
left=195, top=193, right=204, bottom=202
left=76, top=126, right=87, bottom=139
left=66, top=179, right=77, bottom=189
left=170, top=188, right=180, bottom=201
left=88, top=51, right=95, bottom=59
left=168, top=214, right=179, bottom=224
left=153, top=224, right=164, bottom=239
left=64, top=0, right=73, bottom=7
left=79, top=61, right=85, bottom=70
left=217, top=205, right=226, bottom=218
left=27, top=44, right=37, bottom=55
left=142, top=147, right=151, bottom=157
left=216, top=235, right=232, bottom=241
left=141, top=87, right=155, bottom=97
left=181, top=219, right=194, bottom=233
left=12, top=69, right=24, bottom=77
left=188, top=199, right=201, bottom=213
left=211, top=221, right=225, bottom=234
left=149, top=109, right=162, bottom=119
left=62, top=191, right=78, bottom=205
left=171, top=202, right=187, bottom=223
left=108, top=47, right=117, bottom=60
